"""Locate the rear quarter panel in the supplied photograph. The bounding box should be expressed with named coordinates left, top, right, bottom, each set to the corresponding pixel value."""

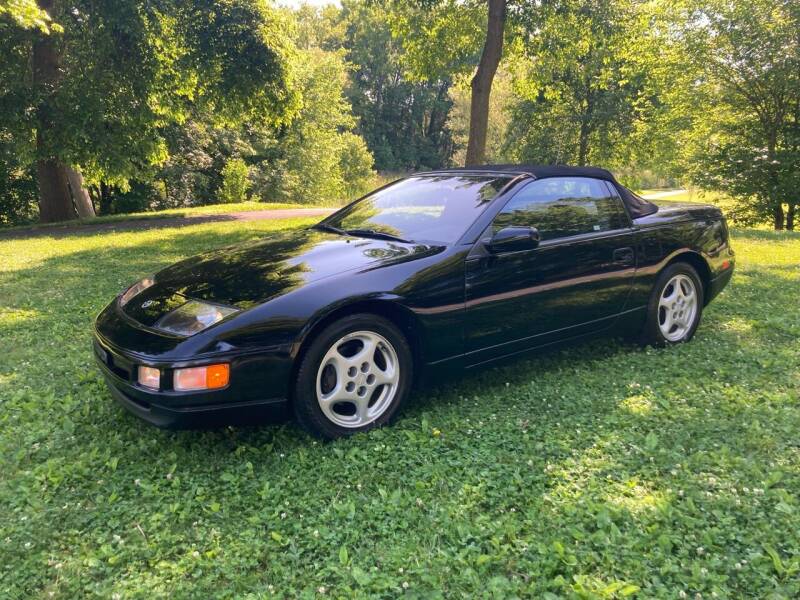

left=629, top=204, right=734, bottom=313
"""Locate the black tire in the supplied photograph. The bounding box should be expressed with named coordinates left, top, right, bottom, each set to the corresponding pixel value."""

left=292, top=314, right=413, bottom=439
left=641, top=262, right=705, bottom=347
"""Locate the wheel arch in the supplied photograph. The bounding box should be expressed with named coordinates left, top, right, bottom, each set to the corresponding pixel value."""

left=664, top=251, right=712, bottom=305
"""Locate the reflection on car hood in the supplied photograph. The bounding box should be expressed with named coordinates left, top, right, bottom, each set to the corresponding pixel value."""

left=123, top=229, right=441, bottom=325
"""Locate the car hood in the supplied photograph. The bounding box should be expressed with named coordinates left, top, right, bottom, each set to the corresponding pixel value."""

left=123, top=228, right=442, bottom=326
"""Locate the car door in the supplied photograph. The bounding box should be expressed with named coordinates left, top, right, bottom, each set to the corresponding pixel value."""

left=464, top=176, right=637, bottom=365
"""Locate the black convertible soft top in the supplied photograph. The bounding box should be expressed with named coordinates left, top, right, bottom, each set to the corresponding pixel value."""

left=423, top=164, right=659, bottom=219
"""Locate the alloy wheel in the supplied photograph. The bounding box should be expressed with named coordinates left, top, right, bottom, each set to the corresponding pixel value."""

left=657, top=274, right=698, bottom=342
left=315, top=330, right=400, bottom=428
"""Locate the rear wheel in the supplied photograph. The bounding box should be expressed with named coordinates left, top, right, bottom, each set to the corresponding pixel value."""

left=641, top=262, right=704, bottom=347
left=293, top=314, right=413, bottom=439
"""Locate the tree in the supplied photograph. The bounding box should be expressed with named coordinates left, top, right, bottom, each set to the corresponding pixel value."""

left=0, top=0, right=53, bottom=31
left=675, top=0, right=800, bottom=229
left=466, top=0, right=506, bottom=165
left=257, top=47, right=375, bottom=204
left=505, top=0, right=645, bottom=168
left=446, top=68, right=513, bottom=165
left=1, top=0, right=298, bottom=223
left=338, top=0, right=455, bottom=171
left=219, top=158, right=250, bottom=204
left=390, top=0, right=511, bottom=166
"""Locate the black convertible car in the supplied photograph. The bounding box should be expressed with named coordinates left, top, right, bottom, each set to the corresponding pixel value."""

left=94, top=165, right=734, bottom=438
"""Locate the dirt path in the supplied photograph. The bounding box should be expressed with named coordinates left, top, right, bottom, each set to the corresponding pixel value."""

left=641, top=189, right=687, bottom=199
left=0, top=208, right=335, bottom=241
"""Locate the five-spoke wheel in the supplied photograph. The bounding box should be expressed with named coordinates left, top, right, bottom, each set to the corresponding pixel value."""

left=293, top=314, right=412, bottom=439
left=316, top=331, right=400, bottom=428
left=657, top=274, right=698, bottom=342
left=642, top=262, right=704, bottom=346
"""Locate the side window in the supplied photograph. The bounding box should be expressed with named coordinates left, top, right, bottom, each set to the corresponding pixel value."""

left=492, top=177, right=629, bottom=241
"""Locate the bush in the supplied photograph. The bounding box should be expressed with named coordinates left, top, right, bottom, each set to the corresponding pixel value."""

left=338, top=132, right=375, bottom=200
left=0, top=161, right=38, bottom=225
left=219, top=158, right=251, bottom=204
left=258, top=48, right=376, bottom=205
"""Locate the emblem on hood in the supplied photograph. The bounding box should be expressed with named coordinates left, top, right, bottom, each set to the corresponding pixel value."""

left=141, top=300, right=156, bottom=309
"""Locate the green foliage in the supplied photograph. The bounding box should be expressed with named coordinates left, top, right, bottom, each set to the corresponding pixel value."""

left=260, top=47, right=374, bottom=204
left=0, top=1, right=40, bottom=222
left=335, top=0, right=456, bottom=171
left=338, top=132, right=376, bottom=199
left=692, top=134, right=800, bottom=227
left=677, top=0, right=800, bottom=229
left=447, top=69, right=514, bottom=165
left=219, top=158, right=251, bottom=204
left=1, top=215, right=799, bottom=596
left=505, top=0, right=646, bottom=167
left=0, top=0, right=58, bottom=32
left=388, top=0, right=488, bottom=82
left=0, top=0, right=299, bottom=222
left=0, top=162, right=37, bottom=226
left=1, top=0, right=797, bottom=228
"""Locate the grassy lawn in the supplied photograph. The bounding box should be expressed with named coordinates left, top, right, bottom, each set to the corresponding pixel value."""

left=0, top=201, right=322, bottom=233
left=1, top=218, right=798, bottom=598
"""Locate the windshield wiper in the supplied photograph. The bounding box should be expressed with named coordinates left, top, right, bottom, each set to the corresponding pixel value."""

left=314, top=223, right=412, bottom=244
left=312, top=223, right=348, bottom=236
left=344, top=228, right=412, bottom=244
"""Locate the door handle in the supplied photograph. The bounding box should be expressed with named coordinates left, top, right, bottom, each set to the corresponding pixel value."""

left=612, top=247, right=635, bottom=266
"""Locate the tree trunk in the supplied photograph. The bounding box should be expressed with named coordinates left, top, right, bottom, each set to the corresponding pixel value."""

left=36, top=155, right=74, bottom=222
left=577, top=94, right=594, bottom=166
left=98, top=181, right=113, bottom=215
left=33, top=0, right=84, bottom=223
left=773, top=203, right=785, bottom=230
left=426, top=80, right=449, bottom=139
left=765, top=130, right=784, bottom=231
left=464, top=0, right=506, bottom=167
left=66, top=167, right=95, bottom=218
left=578, top=121, right=590, bottom=166
left=786, top=204, right=795, bottom=231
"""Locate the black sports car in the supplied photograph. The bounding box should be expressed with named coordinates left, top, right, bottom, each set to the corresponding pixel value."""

left=94, top=165, right=734, bottom=438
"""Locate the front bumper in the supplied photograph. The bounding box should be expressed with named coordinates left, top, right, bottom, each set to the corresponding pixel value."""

left=93, top=332, right=290, bottom=429
left=706, top=257, right=734, bottom=304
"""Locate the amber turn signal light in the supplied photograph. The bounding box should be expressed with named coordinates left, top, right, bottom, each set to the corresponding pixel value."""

left=138, top=365, right=160, bottom=390
left=173, top=363, right=230, bottom=391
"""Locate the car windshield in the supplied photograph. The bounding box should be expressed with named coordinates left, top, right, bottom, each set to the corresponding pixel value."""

left=320, top=174, right=513, bottom=244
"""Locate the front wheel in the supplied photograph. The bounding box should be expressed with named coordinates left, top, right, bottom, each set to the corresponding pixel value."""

left=293, top=314, right=413, bottom=439
left=641, top=262, right=704, bottom=347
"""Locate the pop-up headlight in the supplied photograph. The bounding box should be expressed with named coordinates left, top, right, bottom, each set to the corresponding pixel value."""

left=119, top=276, right=155, bottom=307
left=154, top=300, right=238, bottom=336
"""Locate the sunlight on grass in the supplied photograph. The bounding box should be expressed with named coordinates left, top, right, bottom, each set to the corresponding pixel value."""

left=0, top=307, right=40, bottom=324
left=605, top=482, right=669, bottom=515
left=0, top=218, right=316, bottom=275
left=621, top=393, right=654, bottom=415
left=717, top=316, right=754, bottom=335
left=0, top=219, right=798, bottom=597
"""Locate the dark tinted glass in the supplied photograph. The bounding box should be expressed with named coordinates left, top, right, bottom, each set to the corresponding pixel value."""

left=326, top=175, right=512, bottom=243
left=493, top=177, right=628, bottom=241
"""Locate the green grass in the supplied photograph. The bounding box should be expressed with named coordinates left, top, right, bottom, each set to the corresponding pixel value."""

left=0, top=201, right=323, bottom=233
left=1, top=218, right=798, bottom=598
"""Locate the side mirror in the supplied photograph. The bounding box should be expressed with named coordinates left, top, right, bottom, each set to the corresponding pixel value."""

left=486, top=226, right=541, bottom=253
